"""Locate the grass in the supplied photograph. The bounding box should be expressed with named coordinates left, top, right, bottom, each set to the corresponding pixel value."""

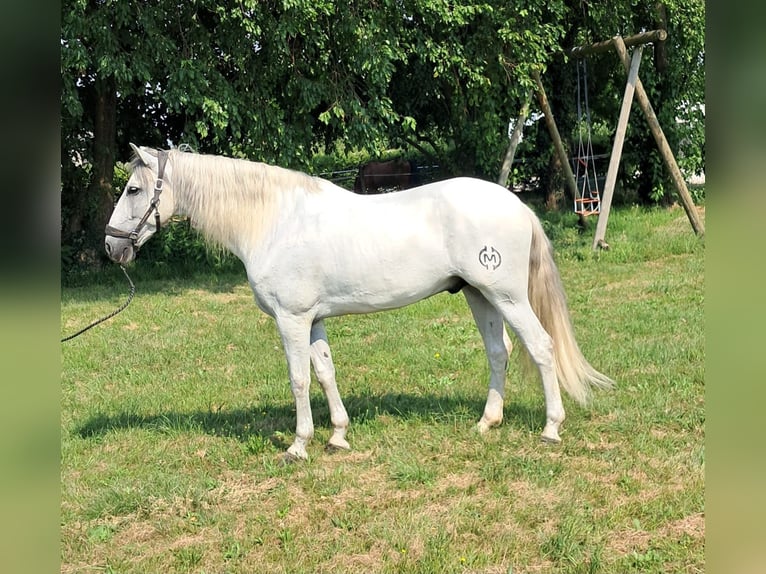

left=61, top=205, right=704, bottom=573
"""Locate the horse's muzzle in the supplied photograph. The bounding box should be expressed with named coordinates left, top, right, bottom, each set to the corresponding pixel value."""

left=105, top=237, right=136, bottom=264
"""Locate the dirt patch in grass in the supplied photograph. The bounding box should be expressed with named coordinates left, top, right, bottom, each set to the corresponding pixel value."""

left=610, top=511, right=704, bottom=556
left=210, top=472, right=283, bottom=507
left=667, top=511, right=704, bottom=539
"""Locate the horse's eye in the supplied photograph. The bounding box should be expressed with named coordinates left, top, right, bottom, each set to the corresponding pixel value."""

left=127, top=186, right=140, bottom=195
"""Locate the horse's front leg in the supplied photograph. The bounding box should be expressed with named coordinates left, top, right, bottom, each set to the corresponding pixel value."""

left=310, top=321, right=350, bottom=451
left=276, top=315, right=314, bottom=462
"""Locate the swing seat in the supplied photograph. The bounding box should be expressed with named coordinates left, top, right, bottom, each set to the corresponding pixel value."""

left=574, top=196, right=600, bottom=216
left=573, top=166, right=603, bottom=216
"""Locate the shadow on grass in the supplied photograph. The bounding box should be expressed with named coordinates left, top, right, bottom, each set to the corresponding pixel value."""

left=61, top=259, right=249, bottom=305
left=76, top=392, right=545, bottom=447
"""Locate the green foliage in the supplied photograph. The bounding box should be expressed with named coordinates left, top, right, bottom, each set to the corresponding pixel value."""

left=61, top=0, right=705, bottom=266
left=388, top=0, right=568, bottom=176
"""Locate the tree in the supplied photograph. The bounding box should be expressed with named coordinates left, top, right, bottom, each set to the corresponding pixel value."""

left=61, top=0, right=704, bottom=265
left=62, top=0, right=179, bottom=255
left=62, top=0, right=410, bottom=258
left=387, top=1, right=567, bottom=177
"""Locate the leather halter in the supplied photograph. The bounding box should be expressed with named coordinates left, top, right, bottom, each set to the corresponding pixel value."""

left=105, top=150, right=168, bottom=245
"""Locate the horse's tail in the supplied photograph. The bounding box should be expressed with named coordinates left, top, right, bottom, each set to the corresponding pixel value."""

left=525, top=206, right=614, bottom=405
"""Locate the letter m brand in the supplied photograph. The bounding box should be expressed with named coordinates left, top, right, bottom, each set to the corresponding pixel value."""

left=479, top=245, right=502, bottom=271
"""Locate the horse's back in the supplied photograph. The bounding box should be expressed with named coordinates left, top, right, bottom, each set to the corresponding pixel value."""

left=342, top=176, right=535, bottom=273
left=327, top=176, right=532, bottom=240
left=396, top=177, right=532, bottom=234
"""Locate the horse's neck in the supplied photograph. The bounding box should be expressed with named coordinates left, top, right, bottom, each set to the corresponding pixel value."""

left=173, top=156, right=297, bottom=260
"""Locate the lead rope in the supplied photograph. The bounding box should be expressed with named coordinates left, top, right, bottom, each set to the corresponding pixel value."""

left=61, top=264, right=135, bottom=343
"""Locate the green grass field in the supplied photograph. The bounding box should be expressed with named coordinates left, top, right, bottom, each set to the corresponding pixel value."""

left=61, top=205, right=704, bottom=573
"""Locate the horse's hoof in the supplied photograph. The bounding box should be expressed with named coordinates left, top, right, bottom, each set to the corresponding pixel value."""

left=540, top=431, right=562, bottom=445
left=325, top=440, right=351, bottom=453
left=540, top=421, right=563, bottom=444
left=540, top=435, right=561, bottom=445
left=476, top=417, right=501, bottom=434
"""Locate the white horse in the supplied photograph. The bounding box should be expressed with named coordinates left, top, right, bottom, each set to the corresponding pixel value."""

left=105, top=145, right=613, bottom=461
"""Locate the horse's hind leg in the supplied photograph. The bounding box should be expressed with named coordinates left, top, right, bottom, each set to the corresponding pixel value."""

left=464, top=287, right=513, bottom=433
left=484, top=294, right=565, bottom=443
left=310, top=321, right=351, bottom=451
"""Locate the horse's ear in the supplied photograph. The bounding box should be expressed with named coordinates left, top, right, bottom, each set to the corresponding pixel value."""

left=130, top=143, right=158, bottom=168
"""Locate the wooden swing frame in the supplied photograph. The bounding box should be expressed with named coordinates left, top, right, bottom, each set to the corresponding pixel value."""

left=499, top=30, right=704, bottom=250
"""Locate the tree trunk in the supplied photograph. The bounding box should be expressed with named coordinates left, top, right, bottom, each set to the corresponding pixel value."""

left=544, top=152, right=563, bottom=211
left=85, top=76, right=118, bottom=251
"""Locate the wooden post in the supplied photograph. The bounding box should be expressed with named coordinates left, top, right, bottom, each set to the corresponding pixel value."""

left=568, top=29, right=667, bottom=58
left=498, top=90, right=532, bottom=188
left=532, top=70, right=585, bottom=225
left=592, top=45, right=643, bottom=250
left=612, top=36, right=705, bottom=236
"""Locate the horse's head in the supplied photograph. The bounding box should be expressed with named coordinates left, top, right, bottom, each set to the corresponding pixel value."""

left=105, top=144, right=177, bottom=263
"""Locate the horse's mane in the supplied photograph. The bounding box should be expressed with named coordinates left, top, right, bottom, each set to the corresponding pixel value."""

left=133, top=149, right=322, bottom=249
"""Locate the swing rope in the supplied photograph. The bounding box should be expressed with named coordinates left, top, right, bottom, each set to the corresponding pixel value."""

left=573, top=57, right=602, bottom=215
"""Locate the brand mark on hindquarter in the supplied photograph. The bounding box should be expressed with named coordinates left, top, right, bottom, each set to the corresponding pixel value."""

left=478, top=245, right=502, bottom=270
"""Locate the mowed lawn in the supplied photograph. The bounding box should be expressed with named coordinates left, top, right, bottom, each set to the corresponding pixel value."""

left=61, top=205, right=704, bottom=574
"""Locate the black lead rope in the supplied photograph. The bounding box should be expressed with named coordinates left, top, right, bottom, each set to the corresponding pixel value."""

left=61, top=265, right=136, bottom=343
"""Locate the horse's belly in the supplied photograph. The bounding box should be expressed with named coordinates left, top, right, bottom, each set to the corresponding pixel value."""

left=317, top=272, right=462, bottom=317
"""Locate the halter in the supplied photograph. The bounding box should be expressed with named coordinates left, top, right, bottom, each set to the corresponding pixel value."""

left=105, top=150, right=168, bottom=245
